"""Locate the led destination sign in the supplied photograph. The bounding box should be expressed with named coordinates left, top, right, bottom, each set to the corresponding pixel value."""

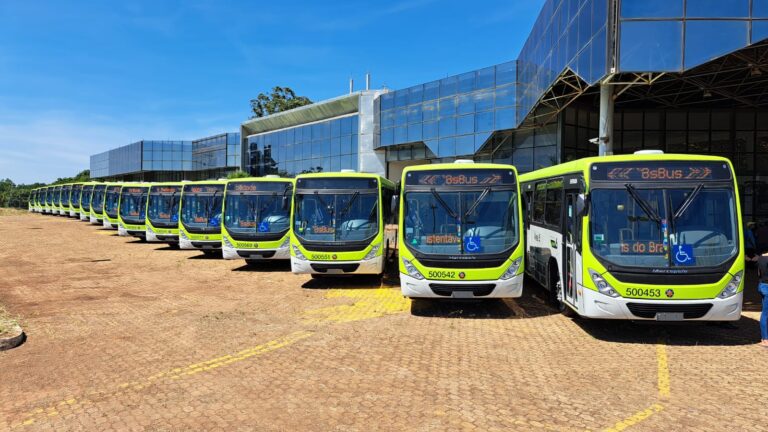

left=591, top=161, right=731, bottom=182
left=406, top=169, right=516, bottom=186
left=186, top=185, right=223, bottom=194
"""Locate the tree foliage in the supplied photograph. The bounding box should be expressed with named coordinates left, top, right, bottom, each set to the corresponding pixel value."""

left=250, top=87, right=312, bottom=118
left=226, top=170, right=251, bottom=179
left=0, top=169, right=90, bottom=208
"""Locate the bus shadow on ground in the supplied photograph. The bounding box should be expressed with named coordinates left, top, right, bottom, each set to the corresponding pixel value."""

left=301, top=275, right=383, bottom=290
left=232, top=261, right=292, bottom=273
left=574, top=316, right=761, bottom=347
left=187, top=252, right=223, bottom=260
left=409, top=286, right=559, bottom=319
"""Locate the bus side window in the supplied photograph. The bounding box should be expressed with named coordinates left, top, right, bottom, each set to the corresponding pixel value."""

left=533, top=182, right=546, bottom=223
left=544, top=178, right=563, bottom=228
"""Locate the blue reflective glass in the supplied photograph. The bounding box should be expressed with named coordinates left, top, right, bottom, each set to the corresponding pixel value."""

left=495, top=108, right=516, bottom=130
left=495, top=85, right=515, bottom=107
left=351, top=116, right=359, bottom=134
left=592, top=0, right=608, bottom=34
left=423, top=121, right=438, bottom=140
left=686, top=0, right=748, bottom=18
left=382, top=110, right=395, bottom=128
left=756, top=0, right=768, bottom=18
left=496, top=61, right=516, bottom=85
left=439, top=97, right=457, bottom=117
left=340, top=117, right=352, bottom=135
left=395, top=108, right=407, bottom=126
left=394, top=126, right=407, bottom=144
left=394, top=90, right=408, bottom=108
left=476, top=67, right=495, bottom=89
left=439, top=76, right=458, bottom=97
left=457, top=114, right=474, bottom=135
left=331, top=119, right=341, bottom=138
left=754, top=20, right=768, bottom=43
left=408, top=123, right=422, bottom=142
left=457, top=94, right=474, bottom=115
left=476, top=111, right=494, bottom=132
left=458, top=72, right=475, bottom=93
left=408, top=85, right=423, bottom=105
left=621, top=0, right=683, bottom=18
left=422, top=101, right=437, bottom=121
left=685, top=20, right=748, bottom=69
left=439, top=117, right=456, bottom=137
left=407, top=105, right=422, bottom=123
left=620, top=20, right=682, bottom=71
left=455, top=135, right=474, bottom=156
left=474, top=90, right=494, bottom=112
left=589, top=27, right=608, bottom=83
left=475, top=132, right=491, bottom=151
left=423, top=81, right=439, bottom=101
left=578, top=8, right=591, bottom=48
left=438, top=137, right=455, bottom=157
left=348, top=135, right=358, bottom=154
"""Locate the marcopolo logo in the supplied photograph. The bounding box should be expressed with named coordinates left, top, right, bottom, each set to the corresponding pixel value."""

left=665, top=289, right=675, bottom=298
left=458, top=272, right=466, bottom=279
left=332, top=254, right=338, bottom=260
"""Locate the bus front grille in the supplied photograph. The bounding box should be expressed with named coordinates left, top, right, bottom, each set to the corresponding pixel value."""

left=428, top=284, right=496, bottom=297
left=311, top=263, right=360, bottom=273
left=626, top=303, right=713, bottom=319
left=239, top=251, right=276, bottom=259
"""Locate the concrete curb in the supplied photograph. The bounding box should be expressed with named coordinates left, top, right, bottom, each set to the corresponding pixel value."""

left=0, top=325, right=25, bottom=351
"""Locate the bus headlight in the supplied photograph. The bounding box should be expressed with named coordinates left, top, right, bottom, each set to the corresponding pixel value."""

left=589, top=269, right=620, bottom=298
left=222, top=235, right=234, bottom=248
left=402, top=258, right=425, bottom=280
left=179, top=230, right=189, bottom=241
left=147, top=226, right=154, bottom=234
left=363, top=245, right=380, bottom=260
left=718, top=271, right=743, bottom=299
left=292, top=244, right=307, bottom=261
left=500, top=258, right=522, bottom=280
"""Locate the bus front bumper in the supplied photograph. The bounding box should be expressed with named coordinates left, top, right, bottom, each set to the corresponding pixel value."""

left=291, top=255, right=383, bottom=275
left=179, top=237, right=220, bottom=251
left=578, top=287, right=743, bottom=321
left=223, top=244, right=290, bottom=261
left=146, top=230, right=178, bottom=243
left=90, top=215, right=103, bottom=225
left=400, top=273, right=524, bottom=299
left=103, top=219, right=117, bottom=229
left=80, top=212, right=89, bottom=221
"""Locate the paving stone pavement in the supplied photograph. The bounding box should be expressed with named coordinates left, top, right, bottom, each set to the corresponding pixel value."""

left=0, top=214, right=766, bottom=431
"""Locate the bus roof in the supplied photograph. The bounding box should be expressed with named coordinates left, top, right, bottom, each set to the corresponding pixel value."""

left=519, top=153, right=734, bottom=185
left=226, top=176, right=295, bottom=184
left=295, top=171, right=395, bottom=187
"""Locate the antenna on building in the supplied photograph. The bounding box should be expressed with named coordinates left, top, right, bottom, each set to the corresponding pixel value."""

left=365, top=73, right=370, bottom=90
left=349, top=77, right=354, bottom=94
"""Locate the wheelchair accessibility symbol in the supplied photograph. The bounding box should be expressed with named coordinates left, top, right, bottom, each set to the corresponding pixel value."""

left=673, top=244, right=695, bottom=266
left=463, top=236, right=482, bottom=253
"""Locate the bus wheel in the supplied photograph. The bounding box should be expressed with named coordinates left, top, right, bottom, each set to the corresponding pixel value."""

left=547, top=264, right=560, bottom=306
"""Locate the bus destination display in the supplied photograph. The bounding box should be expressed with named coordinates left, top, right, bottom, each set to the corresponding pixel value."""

left=187, top=185, right=223, bottom=194
left=406, top=169, right=516, bottom=186
left=591, top=161, right=731, bottom=182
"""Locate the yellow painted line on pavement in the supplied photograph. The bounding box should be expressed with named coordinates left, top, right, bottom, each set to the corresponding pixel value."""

left=302, top=287, right=410, bottom=324
left=13, top=330, right=312, bottom=429
left=602, top=338, right=670, bottom=432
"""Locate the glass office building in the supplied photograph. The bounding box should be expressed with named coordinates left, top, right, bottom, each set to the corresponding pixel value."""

left=192, top=132, right=241, bottom=179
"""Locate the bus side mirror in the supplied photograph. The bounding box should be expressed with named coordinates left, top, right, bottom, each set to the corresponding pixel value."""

left=282, top=196, right=289, bottom=211
left=576, top=193, right=588, bottom=217
left=391, top=194, right=399, bottom=218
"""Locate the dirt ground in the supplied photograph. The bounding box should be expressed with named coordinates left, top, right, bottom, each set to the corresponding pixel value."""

left=0, top=213, right=767, bottom=431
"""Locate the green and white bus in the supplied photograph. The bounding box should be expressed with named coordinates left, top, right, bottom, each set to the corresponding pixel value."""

left=179, top=180, right=225, bottom=254
left=117, top=183, right=150, bottom=239
left=397, top=161, right=524, bottom=299
left=520, top=152, right=744, bottom=321
left=90, top=183, right=107, bottom=225
left=102, top=183, right=122, bottom=229
left=27, top=189, right=36, bottom=212
left=222, top=176, right=294, bottom=263
left=60, top=184, right=73, bottom=216
left=68, top=183, right=83, bottom=218
left=290, top=171, right=396, bottom=276
left=146, top=182, right=183, bottom=244
left=48, top=186, right=59, bottom=214
left=78, top=182, right=96, bottom=221
left=34, top=188, right=43, bottom=213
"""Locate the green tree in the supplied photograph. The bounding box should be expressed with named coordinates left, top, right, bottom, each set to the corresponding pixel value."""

left=250, top=87, right=312, bottom=118
left=226, top=170, right=251, bottom=179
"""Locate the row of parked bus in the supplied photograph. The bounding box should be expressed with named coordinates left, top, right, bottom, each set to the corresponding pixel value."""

left=27, top=151, right=746, bottom=322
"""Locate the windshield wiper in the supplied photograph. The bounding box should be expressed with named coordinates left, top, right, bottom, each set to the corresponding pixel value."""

left=430, top=188, right=459, bottom=220
left=625, top=184, right=662, bottom=225
left=257, top=192, right=279, bottom=223
left=205, top=190, right=220, bottom=226
left=338, top=191, right=360, bottom=218
left=673, top=183, right=704, bottom=220
left=463, top=187, right=491, bottom=220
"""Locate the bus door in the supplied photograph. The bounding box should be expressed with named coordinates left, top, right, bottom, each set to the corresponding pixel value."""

left=562, top=176, right=583, bottom=308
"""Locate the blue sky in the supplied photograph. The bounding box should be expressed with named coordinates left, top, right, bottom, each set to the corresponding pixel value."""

left=0, top=0, right=544, bottom=184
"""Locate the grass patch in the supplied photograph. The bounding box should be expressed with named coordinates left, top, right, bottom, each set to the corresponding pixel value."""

left=0, top=305, right=20, bottom=338
left=0, top=207, right=28, bottom=216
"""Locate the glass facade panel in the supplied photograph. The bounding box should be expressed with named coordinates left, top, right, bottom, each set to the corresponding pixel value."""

left=756, top=0, right=768, bottom=18
left=620, top=20, right=683, bottom=71
left=684, top=21, right=749, bottom=69
left=686, top=0, right=749, bottom=18
left=621, top=0, right=683, bottom=18
left=753, top=20, right=768, bottom=42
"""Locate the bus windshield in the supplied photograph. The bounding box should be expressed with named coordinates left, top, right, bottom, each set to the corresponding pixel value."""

left=181, top=185, right=224, bottom=231
left=224, top=182, right=291, bottom=237
left=148, top=186, right=181, bottom=226
left=590, top=186, right=738, bottom=269
left=119, top=187, right=149, bottom=224
left=404, top=188, right=518, bottom=256
left=92, top=186, right=106, bottom=212
left=105, top=187, right=121, bottom=217
left=81, top=186, right=94, bottom=210
left=71, top=185, right=82, bottom=207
